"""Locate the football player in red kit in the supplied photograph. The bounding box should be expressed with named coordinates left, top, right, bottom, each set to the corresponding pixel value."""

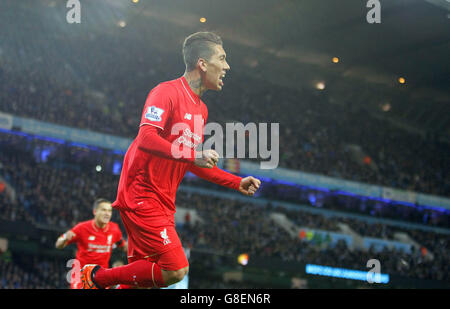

left=80, top=32, right=261, bottom=289
left=55, top=198, right=127, bottom=289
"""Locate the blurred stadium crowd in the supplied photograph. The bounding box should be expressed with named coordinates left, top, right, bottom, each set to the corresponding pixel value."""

left=0, top=133, right=448, bottom=288
left=0, top=0, right=449, bottom=289
left=0, top=255, right=66, bottom=289
left=0, top=1, right=449, bottom=198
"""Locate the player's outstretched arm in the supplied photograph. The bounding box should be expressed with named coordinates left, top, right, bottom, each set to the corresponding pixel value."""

left=188, top=158, right=261, bottom=196
left=55, top=230, right=75, bottom=249
left=137, top=125, right=196, bottom=163
left=137, top=125, right=222, bottom=167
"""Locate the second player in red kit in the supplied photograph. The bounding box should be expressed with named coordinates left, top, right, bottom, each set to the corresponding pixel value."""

left=55, top=198, right=127, bottom=288
left=80, top=32, right=262, bottom=289
left=64, top=216, right=125, bottom=269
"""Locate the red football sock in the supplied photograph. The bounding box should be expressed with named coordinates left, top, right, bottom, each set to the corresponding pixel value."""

left=94, top=259, right=167, bottom=288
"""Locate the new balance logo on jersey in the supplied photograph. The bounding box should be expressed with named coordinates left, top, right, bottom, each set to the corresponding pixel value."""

left=184, top=113, right=192, bottom=120
left=145, top=106, right=164, bottom=122
left=160, top=228, right=171, bottom=245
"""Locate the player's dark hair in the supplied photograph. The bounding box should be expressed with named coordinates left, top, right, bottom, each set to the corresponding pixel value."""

left=93, top=198, right=111, bottom=211
left=182, top=31, right=223, bottom=72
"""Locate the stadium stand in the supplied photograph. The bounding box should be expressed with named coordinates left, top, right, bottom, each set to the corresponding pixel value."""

left=0, top=1, right=449, bottom=198
left=0, top=132, right=449, bottom=288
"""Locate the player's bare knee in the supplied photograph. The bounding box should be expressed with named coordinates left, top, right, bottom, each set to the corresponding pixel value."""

left=174, top=266, right=189, bottom=282
left=167, top=266, right=188, bottom=284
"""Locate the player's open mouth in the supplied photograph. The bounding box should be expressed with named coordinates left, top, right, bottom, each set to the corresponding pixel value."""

left=219, top=73, right=226, bottom=86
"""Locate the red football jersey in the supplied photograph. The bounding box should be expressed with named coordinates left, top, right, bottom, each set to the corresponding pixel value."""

left=113, top=76, right=208, bottom=214
left=113, top=76, right=242, bottom=218
left=67, top=220, right=125, bottom=268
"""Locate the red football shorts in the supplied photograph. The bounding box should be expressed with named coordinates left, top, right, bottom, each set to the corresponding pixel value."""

left=119, top=204, right=188, bottom=271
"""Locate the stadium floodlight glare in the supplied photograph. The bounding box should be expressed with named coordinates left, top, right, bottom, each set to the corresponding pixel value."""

left=200, top=17, right=207, bottom=23
left=315, top=82, right=326, bottom=90
left=381, top=103, right=391, bottom=112
left=237, top=253, right=249, bottom=266
left=305, top=264, right=390, bottom=284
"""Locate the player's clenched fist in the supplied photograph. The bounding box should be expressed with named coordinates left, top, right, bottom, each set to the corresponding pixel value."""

left=238, top=176, right=261, bottom=196
left=194, top=149, right=219, bottom=168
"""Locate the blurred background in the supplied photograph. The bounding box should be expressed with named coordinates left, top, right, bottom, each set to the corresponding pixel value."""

left=0, top=0, right=449, bottom=289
